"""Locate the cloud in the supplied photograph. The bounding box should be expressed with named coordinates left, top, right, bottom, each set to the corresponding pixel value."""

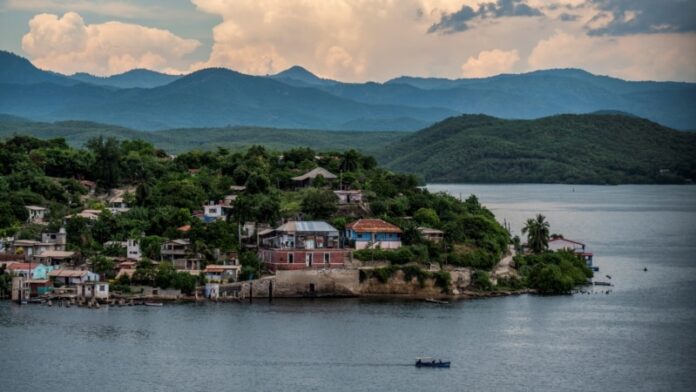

left=558, top=13, right=580, bottom=22
left=585, top=0, right=696, bottom=36
left=428, top=0, right=543, bottom=34
left=21, top=12, right=200, bottom=75
left=6, top=0, right=154, bottom=19
left=527, top=30, right=696, bottom=81
left=461, top=49, right=519, bottom=77
left=188, top=0, right=478, bottom=80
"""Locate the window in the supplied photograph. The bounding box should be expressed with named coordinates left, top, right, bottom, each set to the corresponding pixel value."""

left=324, top=253, right=330, bottom=264
left=99, top=285, right=105, bottom=292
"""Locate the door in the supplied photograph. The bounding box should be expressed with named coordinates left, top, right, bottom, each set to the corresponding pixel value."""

left=305, top=253, right=313, bottom=267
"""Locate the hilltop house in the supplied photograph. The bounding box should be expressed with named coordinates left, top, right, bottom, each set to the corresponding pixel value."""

left=418, top=227, right=444, bottom=243
left=9, top=228, right=68, bottom=261
left=334, top=190, right=364, bottom=205
left=107, top=189, right=132, bottom=214
left=292, top=167, right=337, bottom=188
left=201, top=200, right=233, bottom=222
left=345, top=219, right=402, bottom=250
left=25, top=205, right=47, bottom=223
left=259, top=221, right=348, bottom=270
left=66, top=209, right=102, bottom=220
left=161, top=239, right=201, bottom=270
left=127, top=238, right=142, bottom=261
left=548, top=236, right=594, bottom=267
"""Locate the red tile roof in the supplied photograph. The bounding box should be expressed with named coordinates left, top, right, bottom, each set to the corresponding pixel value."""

left=7, top=263, right=39, bottom=270
left=346, top=219, right=402, bottom=234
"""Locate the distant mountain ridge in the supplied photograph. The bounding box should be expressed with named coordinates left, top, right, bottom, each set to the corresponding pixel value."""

left=379, top=114, right=696, bottom=184
left=70, top=69, right=181, bottom=88
left=0, top=50, right=695, bottom=131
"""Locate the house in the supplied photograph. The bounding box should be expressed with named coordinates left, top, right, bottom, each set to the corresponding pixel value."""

left=66, top=209, right=102, bottom=220
left=107, top=196, right=130, bottom=214
left=6, top=263, right=54, bottom=280
left=75, top=281, right=109, bottom=300
left=28, top=279, right=53, bottom=296
left=41, top=228, right=67, bottom=251
left=48, top=269, right=100, bottom=286
left=334, top=190, right=364, bottom=205
left=161, top=239, right=201, bottom=270
left=116, top=261, right=137, bottom=279
left=33, top=250, right=77, bottom=266
left=345, top=219, right=402, bottom=250
left=292, top=167, right=337, bottom=188
left=107, top=189, right=132, bottom=214
left=259, top=221, right=348, bottom=270
left=79, top=180, right=97, bottom=195
left=204, top=264, right=240, bottom=282
left=26, top=205, right=47, bottom=223
left=126, top=238, right=141, bottom=261
left=418, top=227, right=444, bottom=243
left=548, top=236, right=594, bottom=267
left=9, top=240, right=40, bottom=259
left=202, top=200, right=233, bottom=222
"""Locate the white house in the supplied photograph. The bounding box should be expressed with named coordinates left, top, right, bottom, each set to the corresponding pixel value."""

left=204, top=264, right=240, bottom=283
left=26, top=206, right=47, bottom=223
left=334, top=190, right=364, bottom=204
left=126, top=238, right=142, bottom=261
left=76, top=281, right=109, bottom=300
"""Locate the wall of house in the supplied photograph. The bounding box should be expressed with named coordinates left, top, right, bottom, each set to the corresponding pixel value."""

left=354, top=240, right=402, bottom=250
left=259, top=249, right=348, bottom=270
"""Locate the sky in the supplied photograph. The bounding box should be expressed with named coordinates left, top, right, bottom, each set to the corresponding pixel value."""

left=0, top=0, right=694, bottom=82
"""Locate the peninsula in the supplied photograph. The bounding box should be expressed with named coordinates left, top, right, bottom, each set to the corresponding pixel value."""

left=0, top=136, right=592, bottom=303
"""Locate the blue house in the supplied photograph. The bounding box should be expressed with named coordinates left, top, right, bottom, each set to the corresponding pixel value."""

left=345, top=219, right=402, bottom=250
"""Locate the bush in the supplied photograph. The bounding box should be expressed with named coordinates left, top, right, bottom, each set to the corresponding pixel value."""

left=433, top=271, right=451, bottom=293
left=471, top=270, right=493, bottom=291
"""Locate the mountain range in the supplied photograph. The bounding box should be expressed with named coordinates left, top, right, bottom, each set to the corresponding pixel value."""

left=380, top=114, right=696, bottom=184
left=0, top=50, right=695, bottom=131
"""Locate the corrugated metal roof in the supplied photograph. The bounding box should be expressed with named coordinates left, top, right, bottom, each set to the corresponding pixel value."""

left=276, top=221, right=338, bottom=233
left=291, top=167, right=337, bottom=181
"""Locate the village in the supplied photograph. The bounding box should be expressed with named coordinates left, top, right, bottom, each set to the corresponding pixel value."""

left=0, top=137, right=596, bottom=306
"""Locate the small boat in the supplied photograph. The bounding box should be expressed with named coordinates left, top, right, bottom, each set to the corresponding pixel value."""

left=144, top=302, right=164, bottom=307
left=593, top=281, right=612, bottom=286
left=415, top=357, right=451, bottom=368
left=424, top=298, right=449, bottom=304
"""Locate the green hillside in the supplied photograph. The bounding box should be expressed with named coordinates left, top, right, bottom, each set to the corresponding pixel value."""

left=0, top=116, right=402, bottom=154
left=379, top=114, right=696, bottom=184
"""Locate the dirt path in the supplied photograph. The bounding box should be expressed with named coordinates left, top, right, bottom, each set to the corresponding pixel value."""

left=492, top=245, right=517, bottom=280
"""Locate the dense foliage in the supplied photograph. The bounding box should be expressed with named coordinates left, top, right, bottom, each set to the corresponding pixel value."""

left=515, top=251, right=593, bottom=294
left=381, top=114, right=696, bottom=184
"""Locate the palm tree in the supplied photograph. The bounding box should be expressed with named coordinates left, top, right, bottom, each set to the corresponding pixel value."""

left=522, top=214, right=550, bottom=254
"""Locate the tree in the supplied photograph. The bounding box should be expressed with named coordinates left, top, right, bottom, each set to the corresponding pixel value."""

left=87, top=136, right=122, bottom=189
left=300, top=189, right=338, bottom=219
left=413, top=207, right=440, bottom=227
left=238, top=251, right=261, bottom=281
left=92, top=255, right=116, bottom=279
left=522, top=214, right=550, bottom=254
left=340, top=149, right=360, bottom=172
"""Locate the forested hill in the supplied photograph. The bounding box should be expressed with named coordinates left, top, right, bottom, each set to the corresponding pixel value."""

left=379, top=114, right=696, bottom=184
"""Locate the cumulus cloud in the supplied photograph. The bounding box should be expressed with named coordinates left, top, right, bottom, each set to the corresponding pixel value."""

left=428, top=0, right=543, bottom=34
left=188, top=0, right=481, bottom=80
left=461, top=49, right=519, bottom=77
left=21, top=12, right=200, bottom=75
left=585, top=0, right=696, bottom=36
left=527, top=30, right=696, bottom=81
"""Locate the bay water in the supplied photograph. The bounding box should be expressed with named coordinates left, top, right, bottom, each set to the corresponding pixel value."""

left=1, top=184, right=695, bottom=392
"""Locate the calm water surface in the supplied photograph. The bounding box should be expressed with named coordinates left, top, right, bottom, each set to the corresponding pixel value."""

left=1, top=184, right=695, bottom=392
